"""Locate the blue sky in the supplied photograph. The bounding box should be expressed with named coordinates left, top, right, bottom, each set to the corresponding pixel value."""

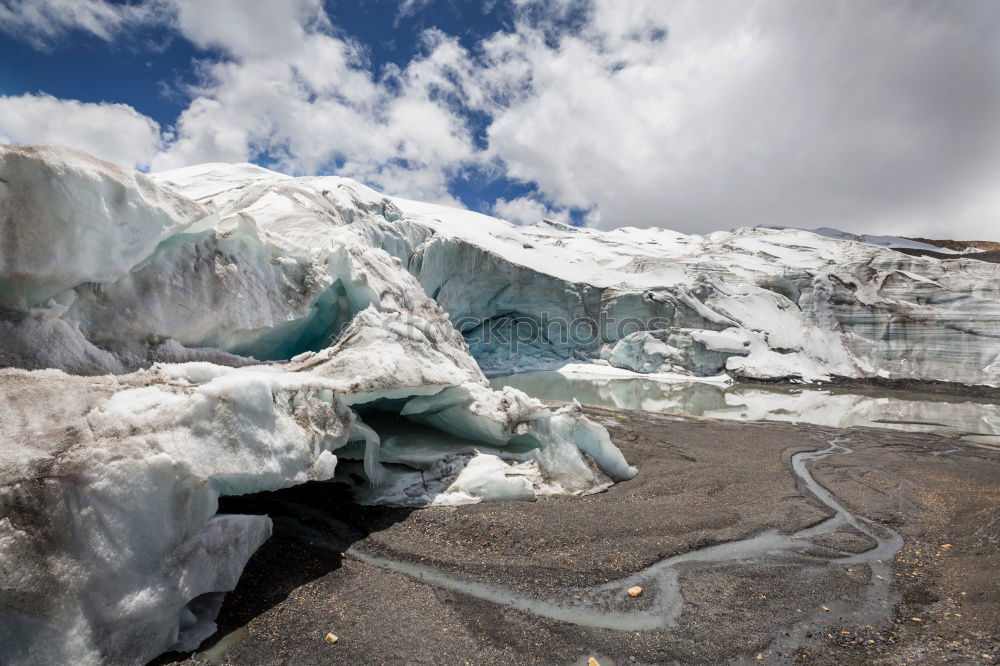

left=0, top=1, right=508, bottom=123
left=1, top=0, right=999, bottom=238
left=0, top=0, right=549, bottom=219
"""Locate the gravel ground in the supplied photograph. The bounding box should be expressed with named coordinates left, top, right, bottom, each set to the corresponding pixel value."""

left=155, top=407, right=1000, bottom=665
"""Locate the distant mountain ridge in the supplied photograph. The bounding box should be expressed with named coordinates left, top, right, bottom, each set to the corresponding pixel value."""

left=907, top=237, right=1000, bottom=253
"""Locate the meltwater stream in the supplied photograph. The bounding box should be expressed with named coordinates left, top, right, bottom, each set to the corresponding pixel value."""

left=282, top=439, right=903, bottom=632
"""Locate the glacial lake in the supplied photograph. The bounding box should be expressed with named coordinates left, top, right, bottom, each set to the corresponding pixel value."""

left=490, top=371, right=1000, bottom=440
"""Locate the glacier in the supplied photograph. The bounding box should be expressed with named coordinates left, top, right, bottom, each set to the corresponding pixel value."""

left=153, top=159, right=1000, bottom=386
left=0, top=146, right=634, bottom=665
left=1, top=143, right=998, bottom=664
left=5, top=147, right=997, bottom=386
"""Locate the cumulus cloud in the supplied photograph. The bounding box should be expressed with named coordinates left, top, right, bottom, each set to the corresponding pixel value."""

left=1, top=0, right=479, bottom=202
left=150, top=4, right=478, bottom=203
left=493, top=196, right=570, bottom=226
left=0, top=0, right=163, bottom=49
left=170, top=0, right=329, bottom=60
left=477, top=0, right=1000, bottom=237
left=0, top=93, right=164, bottom=168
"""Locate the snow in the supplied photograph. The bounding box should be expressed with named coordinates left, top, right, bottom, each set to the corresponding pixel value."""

left=373, top=199, right=1000, bottom=385
left=145, top=158, right=1000, bottom=385
left=762, top=225, right=971, bottom=254
left=552, top=361, right=732, bottom=385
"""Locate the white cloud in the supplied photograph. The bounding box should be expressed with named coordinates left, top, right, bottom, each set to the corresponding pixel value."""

left=1, top=1, right=480, bottom=203
left=171, top=0, right=329, bottom=60
left=492, top=196, right=569, bottom=226
left=0, top=0, right=163, bottom=48
left=397, top=0, right=432, bottom=21
left=0, top=93, right=163, bottom=169
left=474, top=0, right=1000, bottom=238
left=151, top=8, right=480, bottom=203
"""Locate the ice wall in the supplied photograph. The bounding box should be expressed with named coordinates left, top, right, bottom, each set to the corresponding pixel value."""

left=145, top=155, right=1000, bottom=385
left=12, top=147, right=990, bottom=385
left=0, top=146, right=208, bottom=306
left=370, top=198, right=1000, bottom=385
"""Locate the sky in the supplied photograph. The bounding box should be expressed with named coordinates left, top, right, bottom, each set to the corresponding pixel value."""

left=1, top=0, right=999, bottom=239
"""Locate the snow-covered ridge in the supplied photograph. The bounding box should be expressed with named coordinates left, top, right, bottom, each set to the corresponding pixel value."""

left=0, top=146, right=635, bottom=665
left=760, top=225, right=975, bottom=254
left=155, top=159, right=1000, bottom=386
left=387, top=199, right=1000, bottom=386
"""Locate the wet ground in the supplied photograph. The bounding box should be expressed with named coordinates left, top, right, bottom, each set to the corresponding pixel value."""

left=158, top=407, right=1000, bottom=665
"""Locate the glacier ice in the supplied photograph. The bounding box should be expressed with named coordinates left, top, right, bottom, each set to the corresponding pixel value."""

left=147, top=158, right=1000, bottom=387
left=608, top=327, right=750, bottom=375
left=370, top=199, right=1000, bottom=386
left=0, top=147, right=635, bottom=665
left=0, top=362, right=629, bottom=664
left=764, top=225, right=975, bottom=255
left=0, top=145, right=208, bottom=306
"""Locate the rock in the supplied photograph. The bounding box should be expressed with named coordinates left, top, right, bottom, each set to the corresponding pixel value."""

left=325, top=633, right=339, bottom=645
left=627, top=586, right=643, bottom=597
left=588, top=658, right=599, bottom=666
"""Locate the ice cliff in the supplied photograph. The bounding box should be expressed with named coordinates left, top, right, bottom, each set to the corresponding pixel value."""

left=153, top=159, right=1000, bottom=386
left=7, top=149, right=997, bottom=387
left=0, top=146, right=634, bottom=665
left=376, top=204, right=1000, bottom=386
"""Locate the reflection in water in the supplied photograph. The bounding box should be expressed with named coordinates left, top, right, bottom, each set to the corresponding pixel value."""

left=490, top=372, right=1000, bottom=436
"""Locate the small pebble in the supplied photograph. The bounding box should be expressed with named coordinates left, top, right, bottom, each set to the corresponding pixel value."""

left=324, top=633, right=338, bottom=645
left=628, top=586, right=643, bottom=598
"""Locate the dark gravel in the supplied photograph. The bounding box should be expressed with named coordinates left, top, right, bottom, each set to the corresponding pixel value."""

left=156, top=408, right=1000, bottom=665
